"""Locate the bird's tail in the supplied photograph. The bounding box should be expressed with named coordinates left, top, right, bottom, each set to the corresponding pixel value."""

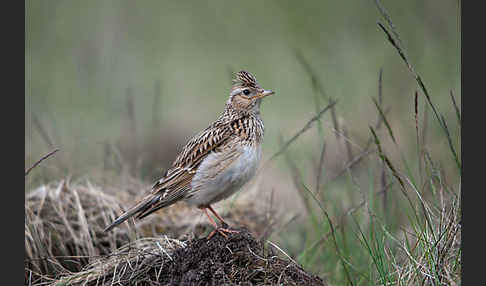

left=103, top=194, right=161, bottom=232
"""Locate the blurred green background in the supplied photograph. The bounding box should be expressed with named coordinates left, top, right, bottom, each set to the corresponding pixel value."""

left=25, top=0, right=460, bottom=185
left=25, top=0, right=461, bottom=282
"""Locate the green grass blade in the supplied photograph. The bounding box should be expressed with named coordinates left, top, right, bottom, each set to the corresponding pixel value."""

left=372, top=97, right=396, bottom=145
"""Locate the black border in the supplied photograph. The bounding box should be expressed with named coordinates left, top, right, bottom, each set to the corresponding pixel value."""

left=6, top=0, right=25, bottom=283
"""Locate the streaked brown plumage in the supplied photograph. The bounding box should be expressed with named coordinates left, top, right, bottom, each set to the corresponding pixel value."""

left=104, top=70, right=274, bottom=238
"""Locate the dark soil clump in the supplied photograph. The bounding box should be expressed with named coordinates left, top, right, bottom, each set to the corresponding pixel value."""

left=52, top=227, right=324, bottom=286
left=157, top=227, right=324, bottom=285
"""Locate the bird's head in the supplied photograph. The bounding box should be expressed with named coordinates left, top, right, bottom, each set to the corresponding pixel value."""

left=227, top=70, right=274, bottom=115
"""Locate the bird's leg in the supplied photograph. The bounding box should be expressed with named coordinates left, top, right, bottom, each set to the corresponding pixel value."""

left=203, top=206, right=239, bottom=239
left=207, top=205, right=229, bottom=227
left=202, top=208, right=223, bottom=239
left=208, top=205, right=240, bottom=235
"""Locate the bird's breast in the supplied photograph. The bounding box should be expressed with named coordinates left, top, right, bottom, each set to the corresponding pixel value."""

left=186, top=144, right=262, bottom=207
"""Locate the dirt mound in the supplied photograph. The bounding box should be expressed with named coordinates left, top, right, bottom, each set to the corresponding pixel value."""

left=159, top=227, right=324, bottom=285
left=52, top=227, right=324, bottom=286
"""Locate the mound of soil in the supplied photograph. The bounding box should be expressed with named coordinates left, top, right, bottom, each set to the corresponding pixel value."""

left=52, top=227, right=324, bottom=286
left=158, top=227, right=324, bottom=285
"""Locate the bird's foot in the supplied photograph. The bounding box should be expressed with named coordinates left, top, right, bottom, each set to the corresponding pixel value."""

left=207, top=227, right=239, bottom=240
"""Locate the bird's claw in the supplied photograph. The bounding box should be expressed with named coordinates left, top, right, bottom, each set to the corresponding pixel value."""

left=207, top=227, right=239, bottom=240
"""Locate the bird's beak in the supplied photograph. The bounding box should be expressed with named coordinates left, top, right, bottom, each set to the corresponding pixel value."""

left=254, top=89, right=275, bottom=100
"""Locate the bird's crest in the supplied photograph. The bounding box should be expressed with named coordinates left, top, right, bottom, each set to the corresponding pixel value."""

left=232, top=70, right=258, bottom=88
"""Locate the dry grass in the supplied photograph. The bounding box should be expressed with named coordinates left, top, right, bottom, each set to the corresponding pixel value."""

left=25, top=179, right=135, bottom=284
left=47, top=236, right=187, bottom=285
left=24, top=176, right=281, bottom=285
left=390, top=189, right=461, bottom=285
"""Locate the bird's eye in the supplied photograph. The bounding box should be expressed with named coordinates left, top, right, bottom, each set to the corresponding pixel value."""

left=243, top=89, right=250, bottom=95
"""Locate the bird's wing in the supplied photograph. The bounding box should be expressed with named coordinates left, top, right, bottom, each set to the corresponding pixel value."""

left=104, top=121, right=235, bottom=232
left=171, top=121, right=234, bottom=169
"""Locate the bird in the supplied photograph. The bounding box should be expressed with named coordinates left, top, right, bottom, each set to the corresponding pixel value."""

left=104, top=70, right=275, bottom=239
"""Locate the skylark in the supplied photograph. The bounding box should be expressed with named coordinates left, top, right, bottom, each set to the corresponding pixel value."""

left=104, top=70, right=274, bottom=238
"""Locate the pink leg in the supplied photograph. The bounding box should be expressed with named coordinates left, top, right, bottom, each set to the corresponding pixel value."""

left=203, top=208, right=219, bottom=228
left=202, top=206, right=239, bottom=239
left=207, top=205, right=228, bottom=226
